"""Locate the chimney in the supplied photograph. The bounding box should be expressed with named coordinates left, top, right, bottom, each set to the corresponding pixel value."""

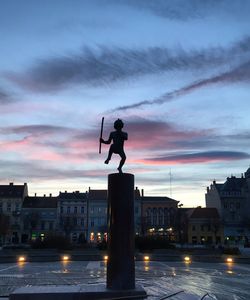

left=213, top=180, right=216, bottom=184
left=49, top=193, right=52, bottom=197
left=141, top=189, right=144, bottom=197
left=89, top=187, right=91, bottom=192
left=65, top=191, right=67, bottom=193
left=35, top=193, right=37, bottom=197
left=9, top=182, right=14, bottom=186
left=44, top=194, right=46, bottom=197
left=206, top=187, right=209, bottom=192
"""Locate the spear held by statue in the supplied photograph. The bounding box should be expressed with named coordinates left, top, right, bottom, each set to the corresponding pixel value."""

left=99, top=117, right=104, bottom=154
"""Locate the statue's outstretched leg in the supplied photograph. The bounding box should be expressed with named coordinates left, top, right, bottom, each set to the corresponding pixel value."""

left=105, top=146, right=113, bottom=164
left=117, top=151, right=126, bottom=173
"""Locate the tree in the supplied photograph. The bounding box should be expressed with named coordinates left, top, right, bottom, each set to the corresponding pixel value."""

left=210, top=218, right=222, bottom=245
left=0, top=214, right=10, bottom=244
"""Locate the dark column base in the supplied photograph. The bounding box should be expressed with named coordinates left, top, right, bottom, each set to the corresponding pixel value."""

left=107, top=173, right=135, bottom=290
left=10, top=284, right=147, bottom=300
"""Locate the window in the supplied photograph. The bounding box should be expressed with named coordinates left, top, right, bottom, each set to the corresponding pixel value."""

left=15, top=203, right=20, bottom=211
left=216, top=236, right=221, bottom=244
left=72, top=233, right=77, bottom=242
left=81, top=206, right=84, bottom=214
left=81, top=218, right=84, bottom=226
left=158, top=208, right=163, bottom=225
left=201, top=225, right=205, bottom=231
left=201, top=236, right=205, bottom=244
left=192, top=225, right=196, bottom=231
left=73, top=218, right=77, bottom=226
left=135, top=206, right=139, bottom=214
left=164, top=208, right=169, bottom=226
left=7, top=203, right=11, bottom=212
left=146, top=208, right=151, bottom=225
left=192, top=236, right=197, bottom=244
left=153, top=208, right=157, bottom=225
left=60, top=206, right=64, bottom=214
left=98, top=207, right=102, bottom=213
left=207, top=236, right=213, bottom=244
left=90, top=218, right=94, bottom=227
left=0, top=202, right=2, bottom=212
left=49, top=222, right=53, bottom=230
left=74, top=206, right=77, bottom=214
left=67, top=206, right=70, bottom=214
left=41, top=221, right=45, bottom=230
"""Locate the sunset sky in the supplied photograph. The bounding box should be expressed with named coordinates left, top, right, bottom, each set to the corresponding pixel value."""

left=0, top=0, right=250, bottom=206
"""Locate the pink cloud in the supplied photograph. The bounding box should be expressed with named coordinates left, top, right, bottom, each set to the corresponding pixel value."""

left=136, top=151, right=250, bottom=165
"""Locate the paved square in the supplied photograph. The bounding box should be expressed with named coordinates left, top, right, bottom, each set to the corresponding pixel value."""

left=0, top=261, right=250, bottom=299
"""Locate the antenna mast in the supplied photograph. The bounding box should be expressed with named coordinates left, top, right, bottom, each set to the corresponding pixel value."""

left=169, top=168, right=172, bottom=198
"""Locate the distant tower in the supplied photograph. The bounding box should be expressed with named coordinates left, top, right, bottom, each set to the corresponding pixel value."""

left=245, top=167, right=250, bottom=180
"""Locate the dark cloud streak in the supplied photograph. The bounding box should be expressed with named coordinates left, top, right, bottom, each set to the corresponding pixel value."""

left=5, top=37, right=250, bottom=93
left=0, top=88, right=14, bottom=105
left=114, top=60, right=250, bottom=111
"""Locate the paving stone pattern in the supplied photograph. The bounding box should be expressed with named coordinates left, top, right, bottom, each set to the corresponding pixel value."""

left=0, top=261, right=250, bottom=299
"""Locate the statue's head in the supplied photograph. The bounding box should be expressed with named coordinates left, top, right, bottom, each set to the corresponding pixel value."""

left=114, top=119, right=124, bottom=130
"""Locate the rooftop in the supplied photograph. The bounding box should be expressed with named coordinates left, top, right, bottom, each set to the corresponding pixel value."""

left=23, top=196, right=58, bottom=208
left=0, top=183, right=27, bottom=198
left=190, top=207, right=219, bottom=219
left=59, top=191, right=87, bottom=200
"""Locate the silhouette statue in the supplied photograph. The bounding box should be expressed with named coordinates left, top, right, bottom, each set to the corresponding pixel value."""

left=100, top=119, right=128, bottom=173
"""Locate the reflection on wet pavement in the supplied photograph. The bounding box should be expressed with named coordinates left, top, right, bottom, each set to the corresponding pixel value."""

left=0, top=260, right=249, bottom=299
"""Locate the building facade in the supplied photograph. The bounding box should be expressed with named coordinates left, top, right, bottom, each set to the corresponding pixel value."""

left=0, top=183, right=28, bottom=244
left=87, top=189, right=108, bottom=243
left=21, top=194, right=58, bottom=243
left=58, top=191, right=87, bottom=243
left=141, top=194, right=179, bottom=240
left=187, top=207, right=223, bottom=245
left=206, top=167, right=250, bottom=244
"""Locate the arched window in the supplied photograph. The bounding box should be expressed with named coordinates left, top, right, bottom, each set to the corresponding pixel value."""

left=158, top=208, right=163, bottom=225
left=164, top=208, right=169, bottom=226
left=153, top=207, right=157, bottom=225
left=146, top=208, right=152, bottom=225
left=169, top=208, right=176, bottom=226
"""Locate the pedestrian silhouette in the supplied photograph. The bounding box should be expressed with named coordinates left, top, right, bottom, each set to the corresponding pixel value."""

left=100, top=119, right=128, bottom=173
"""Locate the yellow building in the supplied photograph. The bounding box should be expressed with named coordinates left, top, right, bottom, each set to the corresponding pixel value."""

left=188, top=207, right=223, bottom=245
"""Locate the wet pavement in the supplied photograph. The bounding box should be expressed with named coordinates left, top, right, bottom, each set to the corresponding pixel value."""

left=0, top=260, right=249, bottom=299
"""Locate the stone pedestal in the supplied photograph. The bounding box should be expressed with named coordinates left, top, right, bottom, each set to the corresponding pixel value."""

left=107, top=173, right=135, bottom=290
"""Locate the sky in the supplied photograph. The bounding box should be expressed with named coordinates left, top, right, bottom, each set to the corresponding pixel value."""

left=0, top=0, right=250, bottom=207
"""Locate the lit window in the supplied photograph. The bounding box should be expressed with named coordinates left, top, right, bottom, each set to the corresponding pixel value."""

left=90, top=232, right=95, bottom=241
